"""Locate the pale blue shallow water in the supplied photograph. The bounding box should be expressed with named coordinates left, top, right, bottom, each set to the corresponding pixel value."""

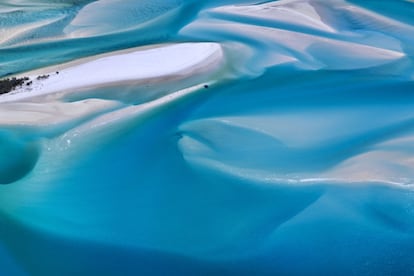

left=1, top=0, right=414, bottom=275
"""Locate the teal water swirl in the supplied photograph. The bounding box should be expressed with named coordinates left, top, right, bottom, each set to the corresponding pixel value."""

left=1, top=0, right=414, bottom=275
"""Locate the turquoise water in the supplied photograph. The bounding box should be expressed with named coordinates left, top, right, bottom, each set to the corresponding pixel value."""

left=1, top=0, right=414, bottom=275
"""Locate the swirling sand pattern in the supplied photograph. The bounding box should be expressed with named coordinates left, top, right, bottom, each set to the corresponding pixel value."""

left=1, top=0, right=414, bottom=275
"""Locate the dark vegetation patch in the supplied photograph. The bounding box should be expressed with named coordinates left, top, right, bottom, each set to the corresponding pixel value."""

left=0, top=72, right=58, bottom=95
left=36, top=74, right=50, bottom=80
left=0, top=77, right=29, bottom=95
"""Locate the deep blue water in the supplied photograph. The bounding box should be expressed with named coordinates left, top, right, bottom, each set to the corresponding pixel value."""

left=1, top=0, right=414, bottom=275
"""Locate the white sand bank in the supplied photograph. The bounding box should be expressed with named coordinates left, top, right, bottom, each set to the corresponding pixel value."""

left=0, top=42, right=223, bottom=128
left=0, top=42, right=223, bottom=103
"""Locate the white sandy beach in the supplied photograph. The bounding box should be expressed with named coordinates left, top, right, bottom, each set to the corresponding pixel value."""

left=0, top=42, right=224, bottom=127
left=0, top=42, right=223, bottom=103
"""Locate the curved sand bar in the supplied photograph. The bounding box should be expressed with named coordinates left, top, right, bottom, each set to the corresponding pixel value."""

left=0, top=42, right=223, bottom=103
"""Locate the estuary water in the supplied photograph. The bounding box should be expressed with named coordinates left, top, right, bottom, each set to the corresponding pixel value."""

left=1, top=0, right=414, bottom=275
